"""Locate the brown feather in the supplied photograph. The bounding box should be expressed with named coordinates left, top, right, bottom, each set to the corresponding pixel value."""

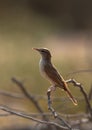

left=43, top=62, right=78, bottom=105
left=43, top=62, right=65, bottom=87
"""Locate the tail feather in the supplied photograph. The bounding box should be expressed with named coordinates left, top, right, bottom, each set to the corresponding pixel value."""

left=65, top=89, right=78, bottom=105
left=63, top=81, right=78, bottom=105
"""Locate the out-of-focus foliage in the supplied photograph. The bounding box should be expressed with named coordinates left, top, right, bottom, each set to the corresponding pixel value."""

left=29, top=0, right=92, bottom=30
left=0, top=0, right=92, bottom=31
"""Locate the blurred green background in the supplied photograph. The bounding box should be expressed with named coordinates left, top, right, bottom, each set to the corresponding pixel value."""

left=0, top=0, right=92, bottom=128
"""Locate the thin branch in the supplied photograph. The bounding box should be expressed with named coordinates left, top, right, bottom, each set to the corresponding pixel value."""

left=0, top=111, right=88, bottom=119
left=57, top=115, right=72, bottom=130
left=0, top=90, right=23, bottom=99
left=66, top=79, right=92, bottom=118
left=67, top=69, right=92, bottom=76
left=47, top=87, right=72, bottom=130
left=88, top=85, right=92, bottom=100
left=0, top=105, right=69, bottom=130
left=30, top=94, right=85, bottom=103
left=86, top=84, right=92, bottom=113
left=0, top=90, right=84, bottom=102
left=47, top=106, right=72, bottom=129
left=11, top=77, right=48, bottom=121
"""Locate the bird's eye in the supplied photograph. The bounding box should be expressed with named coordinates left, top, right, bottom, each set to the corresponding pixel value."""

left=41, top=50, right=45, bottom=53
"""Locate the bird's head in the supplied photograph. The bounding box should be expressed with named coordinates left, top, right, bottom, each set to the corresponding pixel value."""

left=33, top=48, right=51, bottom=60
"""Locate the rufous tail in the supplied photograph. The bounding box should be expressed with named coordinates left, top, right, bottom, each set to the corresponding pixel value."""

left=63, top=82, right=78, bottom=105
left=65, top=89, right=78, bottom=105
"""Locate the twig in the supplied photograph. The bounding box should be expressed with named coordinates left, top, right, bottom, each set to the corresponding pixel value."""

left=0, top=90, right=85, bottom=102
left=0, top=105, right=69, bottom=130
left=67, top=69, right=92, bottom=76
left=57, top=115, right=72, bottom=130
left=66, top=79, right=92, bottom=118
left=0, top=111, right=87, bottom=119
left=11, top=77, right=48, bottom=121
left=47, top=86, right=73, bottom=130
left=0, top=90, right=23, bottom=99
left=88, top=85, right=92, bottom=100
left=29, top=94, right=85, bottom=103
left=47, top=105, right=72, bottom=129
left=86, top=84, right=92, bottom=113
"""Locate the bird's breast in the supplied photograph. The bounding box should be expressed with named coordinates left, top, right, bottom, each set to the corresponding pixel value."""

left=39, top=58, right=53, bottom=83
left=39, top=59, right=47, bottom=77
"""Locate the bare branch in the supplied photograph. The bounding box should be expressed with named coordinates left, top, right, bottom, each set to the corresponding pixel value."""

left=86, top=84, right=92, bottom=113
left=66, top=79, right=92, bottom=118
left=11, top=77, right=48, bottom=121
left=67, top=69, right=92, bottom=76
left=0, top=105, right=69, bottom=130
left=88, top=85, right=92, bottom=100
left=0, top=90, right=84, bottom=102
left=0, top=90, right=23, bottom=99
left=47, top=106, right=72, bottom=129
left=47, top=86, right=72, bottom=129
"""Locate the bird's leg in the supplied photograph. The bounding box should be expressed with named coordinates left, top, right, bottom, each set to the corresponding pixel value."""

left=47, top=85, right=57, bottom=117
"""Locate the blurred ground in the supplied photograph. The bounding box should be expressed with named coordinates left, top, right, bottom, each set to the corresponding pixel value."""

left=0, top=0, right=92, bottom=129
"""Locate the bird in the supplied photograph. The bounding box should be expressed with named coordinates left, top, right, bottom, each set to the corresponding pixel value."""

left=33, top=48, right=77, bottom=105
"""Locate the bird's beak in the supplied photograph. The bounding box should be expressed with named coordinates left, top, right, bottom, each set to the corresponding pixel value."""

left=32, top=48, right=40, bottom=52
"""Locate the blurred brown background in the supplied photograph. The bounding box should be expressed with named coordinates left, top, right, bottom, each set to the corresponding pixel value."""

left=0, top=0, right=92, bottom=129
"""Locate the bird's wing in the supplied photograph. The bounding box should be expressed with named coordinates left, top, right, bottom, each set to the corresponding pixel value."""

left=44, top=63, right=78, bottom=105
left=44, top=63, right=65, bottom=87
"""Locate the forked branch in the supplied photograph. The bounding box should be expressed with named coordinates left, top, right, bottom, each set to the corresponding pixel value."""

left=66, top=79, right=92, bottom=118
left=47, top=86, right=72, bottom=129
left=11, top=77, right=48, bottom=121
left=0, top=105, right=69, bottom=130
